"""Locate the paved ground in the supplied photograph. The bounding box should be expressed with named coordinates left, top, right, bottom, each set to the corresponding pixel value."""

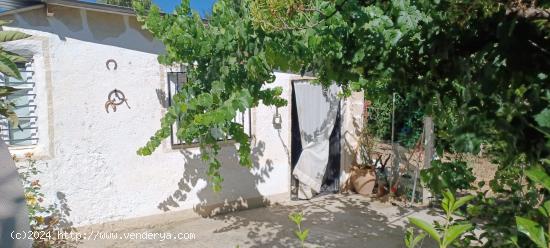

left=79, top=194, right=440, bottom=248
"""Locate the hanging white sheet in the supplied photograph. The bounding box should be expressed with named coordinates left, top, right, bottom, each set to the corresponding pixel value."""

left=292, top=81, right=340, bottom=199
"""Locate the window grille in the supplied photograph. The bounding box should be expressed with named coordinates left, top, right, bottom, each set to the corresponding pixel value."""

left=167, top=68, right=251, bottom=147
left=0, top=61, right=38, bottom=146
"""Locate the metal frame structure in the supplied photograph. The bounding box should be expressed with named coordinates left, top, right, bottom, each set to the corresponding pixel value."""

left=0, top=62, right=38, bottom=146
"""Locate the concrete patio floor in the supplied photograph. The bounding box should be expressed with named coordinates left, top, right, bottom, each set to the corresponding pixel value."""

left=79, top=194, right=440, bottom=248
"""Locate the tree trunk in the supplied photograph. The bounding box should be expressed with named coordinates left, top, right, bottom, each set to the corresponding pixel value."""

left=0, top=138, right=32, bottom=248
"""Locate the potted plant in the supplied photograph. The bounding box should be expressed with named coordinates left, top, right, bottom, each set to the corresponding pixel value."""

left=348, top=117, right=377, bottom=196
left=347, top=100, right=393, bottom=197
left=350, top=159, right=377, bottom=196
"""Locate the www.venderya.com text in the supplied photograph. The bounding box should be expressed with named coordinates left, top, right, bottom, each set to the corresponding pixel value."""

left=11, top=230, right=197, bottom=242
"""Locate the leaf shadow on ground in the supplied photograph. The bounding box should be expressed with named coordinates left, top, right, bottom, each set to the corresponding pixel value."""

left=212, top=195, right=438, bottom=248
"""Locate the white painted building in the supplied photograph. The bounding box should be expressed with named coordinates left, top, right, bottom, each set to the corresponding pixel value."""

left=0, top=0, right=363, bottom=227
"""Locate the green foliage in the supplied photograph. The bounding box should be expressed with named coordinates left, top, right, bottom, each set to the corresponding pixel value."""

left=0, top=85, right=19, bottom=124
left=0, top=21, right=30, bottom=127
left=459, top=159, right=550, bottom=248
left=516, top=216, right=547, bottom=248
left=365, top=103, right=392, bottom=141
left=405, top=227, right=426, bottom=248
left=409, top=217, right=440, bottom=243
left=355, top=114, right=377, bottom=169
left=396, top=108, right=424, bottom=149
left=99, top=0, right=151, bottom=9
left=512, top=162, right=550, bottom=248
left=535, top=98, right=550, bottom=150
left=408, top=190, right=475, bottom=248
left=136, top=0, right=550, bottom=197
left=526, top=164, right=550, bottom=192
left=129, top=1, right=550, bottom=247
left=18, top=156, right=49, bottom=227
left=250, top=0, right=316, bottom=31
left=536, top=109, right=550, bottom=130
left=420, top=159, right=475, bottom=195
left=15, top=154, right=76, bottom=247
left=366, top=92, right=425, bottom=149
left=250, top=0, right=550, bottom=165
left=135, top=0, right=287, bottom=191
left=289, top=212, right=309, bottom=248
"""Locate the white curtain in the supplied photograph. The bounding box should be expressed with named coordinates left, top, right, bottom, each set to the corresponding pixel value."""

left=292, top=82, right=340, bottom=199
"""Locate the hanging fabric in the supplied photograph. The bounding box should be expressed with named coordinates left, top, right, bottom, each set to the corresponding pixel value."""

left=292, top=81, right=340, bottom=199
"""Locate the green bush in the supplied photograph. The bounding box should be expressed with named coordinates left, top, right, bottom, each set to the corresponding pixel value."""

left=420, top=160, right=475, bottom=195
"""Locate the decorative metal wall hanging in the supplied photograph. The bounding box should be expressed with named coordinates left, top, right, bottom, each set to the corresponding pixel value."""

left=106, top=59, right=118, bottom=70
left=272, top=108, right=282, bottom=129
left=105, top=89, right=130, bottom=113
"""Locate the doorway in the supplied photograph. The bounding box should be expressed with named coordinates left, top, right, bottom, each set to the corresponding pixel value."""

left=290, top=80, right=341, bottom=200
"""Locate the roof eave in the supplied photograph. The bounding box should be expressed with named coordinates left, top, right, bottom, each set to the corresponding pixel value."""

left=0, top=3, right=45, bottom=18
left=44, top=0, right=136, bottom=16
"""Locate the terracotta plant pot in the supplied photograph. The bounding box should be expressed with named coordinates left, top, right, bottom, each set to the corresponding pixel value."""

left=351, top=167, right=376, bottom=196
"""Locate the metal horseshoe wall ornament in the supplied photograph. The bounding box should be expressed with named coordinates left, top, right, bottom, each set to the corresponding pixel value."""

left=105, top=89, right=130, bottom=113
left=106, top=59, right=118, bottom=70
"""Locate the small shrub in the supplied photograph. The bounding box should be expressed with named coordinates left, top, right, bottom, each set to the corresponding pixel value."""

left=15, top=153, right=76, bottom=248
left=407, top=190, right=475, bottom=248
left=420, top=159, right=475, bottom=195
left=289, top=212, right=309, bottom=248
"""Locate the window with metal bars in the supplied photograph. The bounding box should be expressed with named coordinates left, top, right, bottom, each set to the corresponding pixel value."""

left=167, top=68, right=251, bottom=148
left=0, top=61, right=38, bottom=146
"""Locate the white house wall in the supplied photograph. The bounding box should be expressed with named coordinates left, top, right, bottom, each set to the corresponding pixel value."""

left=0, top=6, right=362, bottom=227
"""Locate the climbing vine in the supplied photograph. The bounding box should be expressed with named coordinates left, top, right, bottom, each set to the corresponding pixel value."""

left=135, top=0, right=549, bottom=211
left=134, top=0, right=287, bottom=191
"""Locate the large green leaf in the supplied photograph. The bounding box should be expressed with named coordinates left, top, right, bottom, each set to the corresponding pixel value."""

left=409, top=217, right=440, bottom=245
left=405, top=227, right=426, bottom=248
left=294, top=229, right=309, bottom=242
left=442, top=224, right=473, bottom=247
left=509, top=235, right=520, bottom=248
left=0, top=54, right=21, bottom=79
left=0, top=30, right=30, bottom=43
left=0, top=50, right=27, bottom=63
left=535, top=108, right=550, bottom=128
left=289, top=212, right=303, bottom=226
left=441, top=190, right=455, bottom=215
left=516, top=216, right=547, bottom=248
left=0, top=86, right=19, bottom=97
left=451, top=195, right=475, bottom=213
left=0, top=103, right=18, bottom=127
left=538, top=200, right=550, bottom=218
left=525, top=165, right=550, bottom=192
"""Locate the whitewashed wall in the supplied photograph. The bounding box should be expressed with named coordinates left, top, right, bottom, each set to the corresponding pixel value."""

left=1, top=6, right=362, bottom=227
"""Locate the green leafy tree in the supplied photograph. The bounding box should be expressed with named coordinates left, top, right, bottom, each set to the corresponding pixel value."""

left=135, top=0, right=550, bottom=205
left=0, top=20, right=31, bottom=128
left=99, top=0, right=151, bottom=9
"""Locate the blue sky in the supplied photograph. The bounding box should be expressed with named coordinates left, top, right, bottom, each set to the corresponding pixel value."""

left=82, top=0, right=216, bottom=15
